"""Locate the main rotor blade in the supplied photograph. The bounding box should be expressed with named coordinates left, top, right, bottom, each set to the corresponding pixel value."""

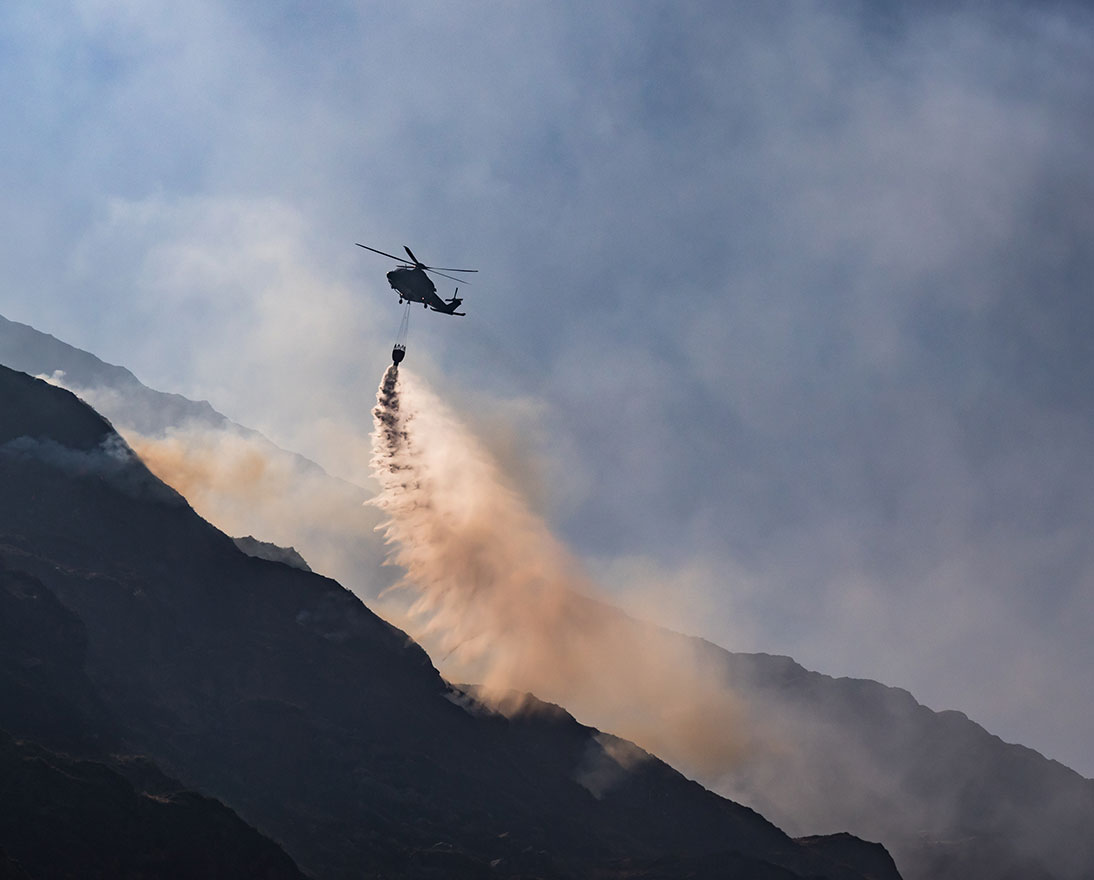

left=356, top=243, right=410, bottom=263
left=404, top=243, right=476, bottom=273
left=424, top=268, right=472, bottom=285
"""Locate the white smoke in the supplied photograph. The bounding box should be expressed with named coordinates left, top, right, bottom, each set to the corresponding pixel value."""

left=124, top=423, right=390, bottom=596
left=1, top=433, right=182, bottom=505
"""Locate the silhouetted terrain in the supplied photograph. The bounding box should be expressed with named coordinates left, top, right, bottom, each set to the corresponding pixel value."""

left=0, top=312, right=379, bottom=590
left=0, top=504, right=304, bottom=878
left=0, top=363, right=894, bottom=879
left=0, top=730, right=305, bottom=880
left=5, top=314, right=1094, bottom=879
left=711, top=648, right=1094, bottom=880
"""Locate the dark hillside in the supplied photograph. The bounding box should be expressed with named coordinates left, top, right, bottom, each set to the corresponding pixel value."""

left=0, top=363, right=114, bottom=450
left=0, top=729, right=305, bottom=880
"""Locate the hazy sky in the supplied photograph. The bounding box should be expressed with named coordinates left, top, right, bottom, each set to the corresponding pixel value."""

left=2, top=1, right=1092, bottom=777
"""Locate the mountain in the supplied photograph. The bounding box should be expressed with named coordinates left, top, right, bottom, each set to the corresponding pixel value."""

left=0, top=312, right=382, bottom=588
left=709, top=646, right=1094, bottom=880
left=0, top=313, right=232, bottom=436
left=0, top=363, right=895, bottom=879
left=5, top=313, right=1093, bottom=880
left=0, top=484, right=306, bottom=878
left=531, top=592, right=1094, bottom=880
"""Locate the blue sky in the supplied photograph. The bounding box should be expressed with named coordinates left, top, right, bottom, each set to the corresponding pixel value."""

left=2, top=1, right=1093, bottom=777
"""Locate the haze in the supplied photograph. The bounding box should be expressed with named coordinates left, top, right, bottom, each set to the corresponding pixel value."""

left=1, top=1, right=1092, bottom=778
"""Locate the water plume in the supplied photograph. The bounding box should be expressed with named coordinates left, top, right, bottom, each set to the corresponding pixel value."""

left=370, top=367, right=750, bottom=778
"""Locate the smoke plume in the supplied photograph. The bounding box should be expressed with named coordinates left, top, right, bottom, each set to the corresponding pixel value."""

left=2, top=433, right=183, bottom=506
left=370, top=366, right=750, bottom=777
left=126, top=424, right=389, bottom=595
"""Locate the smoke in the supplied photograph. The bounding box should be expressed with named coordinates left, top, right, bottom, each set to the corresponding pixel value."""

left=125, top=423, right=391, bottom=596
left=575, top=732, right=652, bottom=800
left=2, top=433, right=183, bottom=506
left=370, top=366, right=751, bottom=778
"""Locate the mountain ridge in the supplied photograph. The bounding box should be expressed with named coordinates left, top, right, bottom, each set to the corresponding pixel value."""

left=704, top=641, right=1094, bottom=879
left=0, top=314, right=227, bottom=435
left=0, top=363, right=893, bottom=879
left=7, top=313, right=1094, bottom=879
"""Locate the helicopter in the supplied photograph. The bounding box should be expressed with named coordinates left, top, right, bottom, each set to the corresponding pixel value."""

left=356, top=243, right=477, bottom=316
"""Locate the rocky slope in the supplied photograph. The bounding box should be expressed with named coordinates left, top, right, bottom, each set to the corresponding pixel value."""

left=0, top=507, right=305, bottom=879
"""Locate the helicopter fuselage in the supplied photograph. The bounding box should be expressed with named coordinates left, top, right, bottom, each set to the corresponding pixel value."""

left=386, top=266, right=436, bottom=305
left=386, top=266, right=463, bottom=314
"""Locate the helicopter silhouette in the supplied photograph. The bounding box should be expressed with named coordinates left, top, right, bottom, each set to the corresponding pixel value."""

left=356, top=243, right=477, bottom=315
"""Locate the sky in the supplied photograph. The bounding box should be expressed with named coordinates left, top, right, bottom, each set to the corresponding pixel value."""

left=1, top=0, right=1093, bottom=778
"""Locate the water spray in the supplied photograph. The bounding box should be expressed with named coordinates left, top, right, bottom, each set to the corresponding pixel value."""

left=368, top=367, right=751, bottom=780
left=372, top=365, right=406, bottom=466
